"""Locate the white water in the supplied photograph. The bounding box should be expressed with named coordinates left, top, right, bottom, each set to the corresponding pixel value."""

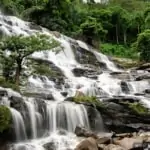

left=10, top=108, right=27, bottom=141
left=0, top=10, right=150, bottom=150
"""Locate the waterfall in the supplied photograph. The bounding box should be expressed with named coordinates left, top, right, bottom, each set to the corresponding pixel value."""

left=10, top=108, right=27, bottom=141
left=0, top=9, right=150, bottom=150
left=25, top=99, right=38, bottom=139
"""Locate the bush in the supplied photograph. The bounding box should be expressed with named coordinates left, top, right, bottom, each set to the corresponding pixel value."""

left=73, top=95, right=104, bottom=108
left=0, top=77, right=20, bottom=92
left=132, top=29, right=150, bottom=62
left=100, top=43, right=138, bottom=59
left=0, top=106, right=11, bottom=133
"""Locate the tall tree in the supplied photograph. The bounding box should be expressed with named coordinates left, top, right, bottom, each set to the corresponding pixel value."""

left=0, top=34, right=59, bottom=85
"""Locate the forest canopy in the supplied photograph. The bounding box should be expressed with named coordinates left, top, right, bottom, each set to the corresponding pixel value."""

left=0, top=0, right=150, bottom=60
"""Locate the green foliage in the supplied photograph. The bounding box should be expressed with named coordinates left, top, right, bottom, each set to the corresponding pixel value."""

left=101, top=43, right=138, bottom=59
left=0, top=105, right=11, bottom=133
left=0, top=77, right=20, bottom=92
left=133, top=29, right=150, bottom=62
left=33, top=64, right=56, bottom=77
left=0, top=0, right=150, bottom=60
left=73, top=95, right=104, bottom=108
left=129, top=102, right=149, bottom=114
left=0, top=34, right=59, bottom=84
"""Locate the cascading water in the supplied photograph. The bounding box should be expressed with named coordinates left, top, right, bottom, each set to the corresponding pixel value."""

left=10, top=108, right=27, bottom=141
left=0, top=10, right=150, bottom=150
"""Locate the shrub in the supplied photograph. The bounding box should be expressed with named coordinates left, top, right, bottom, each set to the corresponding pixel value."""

left=132, top=29, right=150, bottom=62
left=0, top=106, right=11, bottom=133
left=73, top=95, right=104, bottom=108
left=100, top=43, right=138, bottom=59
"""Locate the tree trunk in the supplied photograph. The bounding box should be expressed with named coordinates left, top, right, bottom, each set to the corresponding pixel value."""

left=123, top=31, right=127, bottom=45
left=15, top=59, right=22, bottom=86
left=116, top=24, right=119, bottom=44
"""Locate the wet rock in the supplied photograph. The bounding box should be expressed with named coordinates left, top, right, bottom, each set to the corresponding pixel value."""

left=10, top=96, right=24, bottom=110
left=104, top=96, right=140, bottom=103
left=135, top=73, right=150, bottom=81
left=75, top=126, right=98, bottom=139
left=104, top=144, right=125, bottom=150
left=0, top=90, right=7, bottom=97
left=64, top=97, right=73, bottom=102
left=75, top=137, right=98, bottom=150
left=97, top=137, right=111, bottom=144
left=24, top=93, right=54, bottom=100
left=136, top=63, right=150, bottom=70
left=120, top=81, right=130, bottom=94
left=110, top=72, right=130, bottom=80
left=61, top=92, right=68, bottom=97
left=99, top=99, right=150, bottom=133
left=113, top=137, right=143, bottom=150
left=72, top=67, right=101, bottom=79
left=29, top=22, right=42, bottom=31
left=43, top=142, right=56, bottom=150
left=145, top=89, right=150, bottom=94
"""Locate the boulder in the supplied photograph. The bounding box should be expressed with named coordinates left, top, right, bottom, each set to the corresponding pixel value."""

left=61, top=92, right=68, bottom=97
left=120, top=81, right=130, bottom=94
left=145, top=89, right=150, bottom=94
left=0, top=89, right=7, bottom=97
left=97, top=137, right=111, bottom=144
left=75, top=137, right=98, bottom=150
left=75, top=126, right=98, bottom=139
left=114, top=137, right=143, bottom=150
left=43, top=142, right=56, bottom=150
left=10, top=96, right=24, bottom=111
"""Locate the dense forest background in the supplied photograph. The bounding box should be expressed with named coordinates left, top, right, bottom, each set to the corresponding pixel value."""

left=0, top=0, right=150, bottom=60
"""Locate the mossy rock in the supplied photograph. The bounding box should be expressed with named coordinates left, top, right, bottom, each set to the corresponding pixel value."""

left=73, top=95, right=104, bottom=108
left=0, top=106, right=11, bottom=133
left=112, top=57, right=140, bottom=69
left=128, top=102, right=150, bottom=115
left=29, top=58, right=59, bottom=77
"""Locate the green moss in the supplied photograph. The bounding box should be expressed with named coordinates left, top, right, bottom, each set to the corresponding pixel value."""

left=0, top=106, right=11, bottom=133
left=129, top=103, right=149, bottom=114
left=0, top=77, right=20, bottom=92
left=73, top=95, right=104, bottom=108
left=29, top=58, right=58, bottom=77
left=34, top=64, right=56, bottom=76
left=112, top=57, right=140, bottom=69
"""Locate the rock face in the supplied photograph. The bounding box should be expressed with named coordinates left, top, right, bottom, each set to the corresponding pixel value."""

left=94, top=98, right=150, bottom=133
left=75, top=137, right=98, bottom=150
left=72, top=67, right=102, bottom=79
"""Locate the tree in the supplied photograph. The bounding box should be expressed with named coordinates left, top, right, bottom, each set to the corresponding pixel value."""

left=133, top=29, right=150, bottom=62
left=0, top=34, right=59, bottom=85
left=80, top=16, right=107, bottom=46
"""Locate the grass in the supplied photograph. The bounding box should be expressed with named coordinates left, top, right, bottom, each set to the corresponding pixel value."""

left=100, top=43, right=139, bottom=59
left=73, top=95, right=104, bottom=108
left=128, top=102, right=149, bottom=115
